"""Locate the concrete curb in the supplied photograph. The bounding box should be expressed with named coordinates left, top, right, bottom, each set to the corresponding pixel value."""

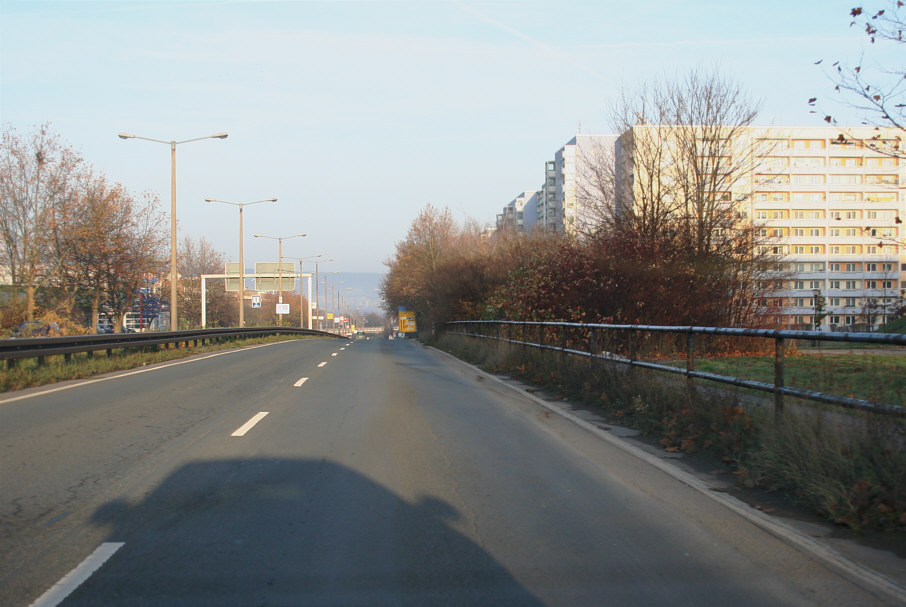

left=427, top=345, right=906, bottom=604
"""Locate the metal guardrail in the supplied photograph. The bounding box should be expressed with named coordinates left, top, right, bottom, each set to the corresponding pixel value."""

left=444, top=320, right=906, bottom=419
left=0, top=327, right=343, bottom=366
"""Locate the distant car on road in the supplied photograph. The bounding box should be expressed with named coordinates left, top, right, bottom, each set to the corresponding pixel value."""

left=12, top=320, right=60, bottom=338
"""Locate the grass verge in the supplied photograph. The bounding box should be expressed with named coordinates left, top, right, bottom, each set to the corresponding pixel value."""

left=0, top=334, right=319, bottom=393
left=431, top=332, right=906, bottom=532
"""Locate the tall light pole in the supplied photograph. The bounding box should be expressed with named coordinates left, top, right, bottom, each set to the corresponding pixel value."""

left=254, top=233, right=306, bottom=325
left=314, top=258, right=334, bottom=330
left=284, top=254, right=323, bottom=329
left=205, top=197, right=277, bottom=327
left=119, top=131, right=228, bottom=330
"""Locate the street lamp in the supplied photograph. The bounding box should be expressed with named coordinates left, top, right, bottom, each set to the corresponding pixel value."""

left=205, top=197, right=277, bottom=327
left=283, top=254, right=323, bottom=329
left=314, top=258, right=334, bottom=330
left=119, top=131, right=228, bottom=330
left=254, top=233, right=306, bottom=325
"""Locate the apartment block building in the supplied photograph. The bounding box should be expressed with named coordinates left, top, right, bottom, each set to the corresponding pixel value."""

left=520, top=126, right=904, bottom=330
left=746, top=126, right=904, bottom=330
left=496, top=191, right=535, bottom=234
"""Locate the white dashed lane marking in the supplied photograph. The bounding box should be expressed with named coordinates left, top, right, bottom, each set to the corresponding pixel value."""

left=231, top=412, right=269, bottom=437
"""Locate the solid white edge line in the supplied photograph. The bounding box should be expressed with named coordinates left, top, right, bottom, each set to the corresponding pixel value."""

left=29, top=542, right=125, bottom=607
left=293, top=377, right=309, bottom=387
left=231, top=411, right=269, bottom=437
left=428, top=345, right=906, bottom=604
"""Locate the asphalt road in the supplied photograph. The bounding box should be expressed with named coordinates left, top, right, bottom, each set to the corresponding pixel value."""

left=0, top=337, right=899, bottom=606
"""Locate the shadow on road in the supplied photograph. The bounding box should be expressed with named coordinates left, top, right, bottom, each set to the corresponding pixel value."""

left=67, top=458, right=544, bottom=606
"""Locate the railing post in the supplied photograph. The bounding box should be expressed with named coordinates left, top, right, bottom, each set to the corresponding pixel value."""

left=539, top=323, right=545, bottom=349
left=508, top=322, right=513, bottom=344
left=774, top=337, right=785, bottom=423
left=589, top=327, right=597, bottom=357
left=686, top=331, right=695, bottom=387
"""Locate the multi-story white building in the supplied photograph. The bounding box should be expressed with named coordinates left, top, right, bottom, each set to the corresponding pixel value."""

left=496, top=191, right=536, bottom=234
left=537, top=135, right=618, bottom=234
left=746, top=126, right=904, bottom=330
left=530, top=127, right=904, bottom=330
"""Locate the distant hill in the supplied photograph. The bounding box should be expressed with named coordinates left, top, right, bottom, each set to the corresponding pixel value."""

left=316, top=272, right=384, bottom=314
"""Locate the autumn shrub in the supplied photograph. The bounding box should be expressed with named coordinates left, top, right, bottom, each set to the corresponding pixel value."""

left=746, top=409, right=906, bottom=531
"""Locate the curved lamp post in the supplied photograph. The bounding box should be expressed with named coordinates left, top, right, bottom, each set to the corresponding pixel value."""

left=204, top=197, right=277, bottom=327
left=118, top=131, right=228, bottom=330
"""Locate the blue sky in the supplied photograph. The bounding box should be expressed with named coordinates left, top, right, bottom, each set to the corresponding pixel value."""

left=1, top=0, right=896, bottom=274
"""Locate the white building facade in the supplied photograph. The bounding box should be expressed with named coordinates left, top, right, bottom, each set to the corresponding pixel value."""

left=528, top=127, right=904, bottom=330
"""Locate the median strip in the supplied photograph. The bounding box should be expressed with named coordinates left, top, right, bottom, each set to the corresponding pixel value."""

left=231, top=412, right=269, bottom=437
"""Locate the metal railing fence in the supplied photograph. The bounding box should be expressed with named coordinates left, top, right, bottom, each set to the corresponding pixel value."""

left=443, top=320, right=906, bottom=419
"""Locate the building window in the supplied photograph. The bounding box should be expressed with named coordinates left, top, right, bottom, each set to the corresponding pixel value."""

left=845, top=263, right=859, bottom=272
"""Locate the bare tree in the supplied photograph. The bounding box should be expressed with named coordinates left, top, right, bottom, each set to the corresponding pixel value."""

left=810, top=3, right=904, bottom=156
left=178, top=236, right=233, bottom=328
left=380, top=204, right=459, bottom=328
left=0, top=123, right=83, bottom=319
left=576, top=68, right=780, bottom=326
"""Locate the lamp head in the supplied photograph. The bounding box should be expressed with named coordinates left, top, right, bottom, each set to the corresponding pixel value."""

left=118, top=132, right=135, bottom=139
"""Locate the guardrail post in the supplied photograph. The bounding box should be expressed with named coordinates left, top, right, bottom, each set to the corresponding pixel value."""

left=774, top=337, right=785, bottom=423
left=589, top=327, right=597, bottom=356
left=686, top=331, right=695, bottom=389
left=539, top=324, right=544, bottom=349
